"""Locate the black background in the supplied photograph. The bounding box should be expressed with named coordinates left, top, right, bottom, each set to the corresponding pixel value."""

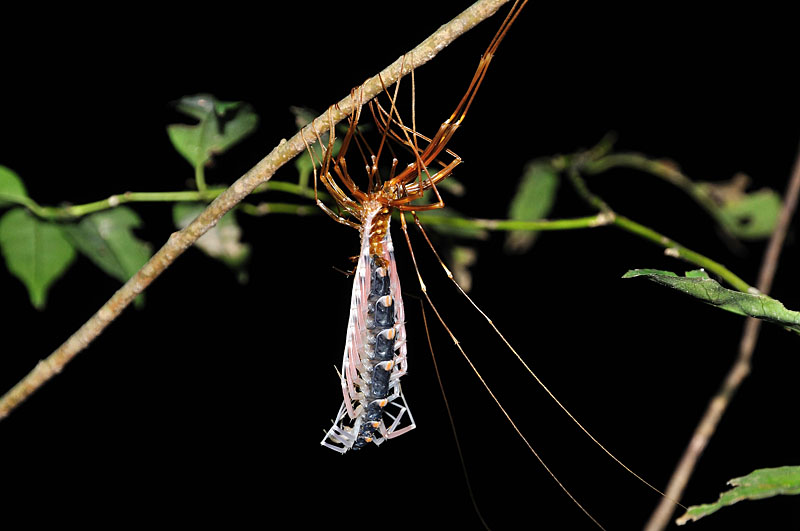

left=2, top=2, right=798, bottom=529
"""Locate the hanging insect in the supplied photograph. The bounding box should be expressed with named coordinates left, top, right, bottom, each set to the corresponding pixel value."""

left=304, top=0, right=528, bottom=453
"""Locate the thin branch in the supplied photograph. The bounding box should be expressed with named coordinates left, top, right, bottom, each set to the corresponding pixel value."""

left=1, top=178, right=329, bottom=220
left=419, top=206, right=752, bottom=293
left=0, top=0, right=513, bottom=421
left=582, top=153, right=747, bottom=244
left=612, top=215, right=752, bottom=293
left=567, top=166, right=613, bottom=213
left=566, top=167, right=753, bottom=292
left=414, top=212, right=615, bottom=231
left=644, top=140, right=800, bottom=531
left=583, top=153, right=715, bottom=212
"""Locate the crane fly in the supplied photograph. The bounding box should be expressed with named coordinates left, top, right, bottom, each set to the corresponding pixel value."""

left=300, top=1, right=677, bottom=527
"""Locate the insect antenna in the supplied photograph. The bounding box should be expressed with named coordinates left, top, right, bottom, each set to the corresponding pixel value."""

left=408, top=212, right=687, bottom=512
left=397, top=212, right=607, bottom=530
left=419, top=298, right=491, bottom=531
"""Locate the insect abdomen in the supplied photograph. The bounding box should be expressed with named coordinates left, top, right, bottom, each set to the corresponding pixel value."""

left=321, top=206, right=414, bottom=453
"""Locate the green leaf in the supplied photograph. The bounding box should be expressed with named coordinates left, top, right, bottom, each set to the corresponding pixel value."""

left=676, top=466, right=800, bottom=525
left=0, top=208, right=76, bottom=309
left=622, top=268, right=800, bottom=334
left=61, top=207, right=152, bottom=283
left=695, top=174, right=781, bottom=239
left=173, top=203, right=250, bottom=281
left=717, top=188, right=781, bottom=239
left=167, top=94, right=258, bottom=170
left=0, top=165, right=30, bottom=208
left=504, top=161, right=560, bottom=253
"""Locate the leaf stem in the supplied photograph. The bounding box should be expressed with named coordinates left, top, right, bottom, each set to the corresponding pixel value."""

left=567, top=166, right=612, bottom=213
left=3, top=180, right=323, bottom=221
left=566, top=167, right=752, bottom=292
left=612, top=215, right=752, bottom=293
left=195, top=164, right=208, bottom=192
left=54, top=189, right=225, bottom=218
left=0, top=192, right=48, bottom=218
left=583, top=153, right=722, bottom=222
left=415, top=212, right=614, bottom=231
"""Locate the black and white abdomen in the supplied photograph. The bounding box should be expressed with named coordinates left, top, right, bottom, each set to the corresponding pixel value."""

left=321, top=206, right=415, bottom=453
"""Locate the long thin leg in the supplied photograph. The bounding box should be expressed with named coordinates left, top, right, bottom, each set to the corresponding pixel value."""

left=385, top=0, right=530, bottom=192
left=419, top=300, right=491, bottom=530
left=301, top=118, right=361, bottom=229
left=327, top=90, right=369, bottom=203
left=363, top=55, right=452, bottom=211
left=395, top=211, right=607, bottom=529
left=364, top=3, right=531, bottom=213
left=409, top=211, right=681, bottom=509
left=370, top=56, right=409, bottom=190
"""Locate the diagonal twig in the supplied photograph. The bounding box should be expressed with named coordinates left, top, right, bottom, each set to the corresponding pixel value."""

left=0, top=0, right=513, bottom=421
left=644, top=140, right=800, bottom=530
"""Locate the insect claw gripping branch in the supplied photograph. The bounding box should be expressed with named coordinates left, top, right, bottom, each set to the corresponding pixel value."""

left=312, top=0, right=528, bottom=453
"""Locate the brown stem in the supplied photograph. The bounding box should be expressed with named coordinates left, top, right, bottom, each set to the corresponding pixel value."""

left=644, top=142, right=800, bottom=530
left=0, top=0, right=512, bottom=421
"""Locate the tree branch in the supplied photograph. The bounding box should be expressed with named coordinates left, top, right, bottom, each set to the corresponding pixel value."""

left=0, top=0, right=513, bottom=421
left=644, top=140, right=800, bottom=531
